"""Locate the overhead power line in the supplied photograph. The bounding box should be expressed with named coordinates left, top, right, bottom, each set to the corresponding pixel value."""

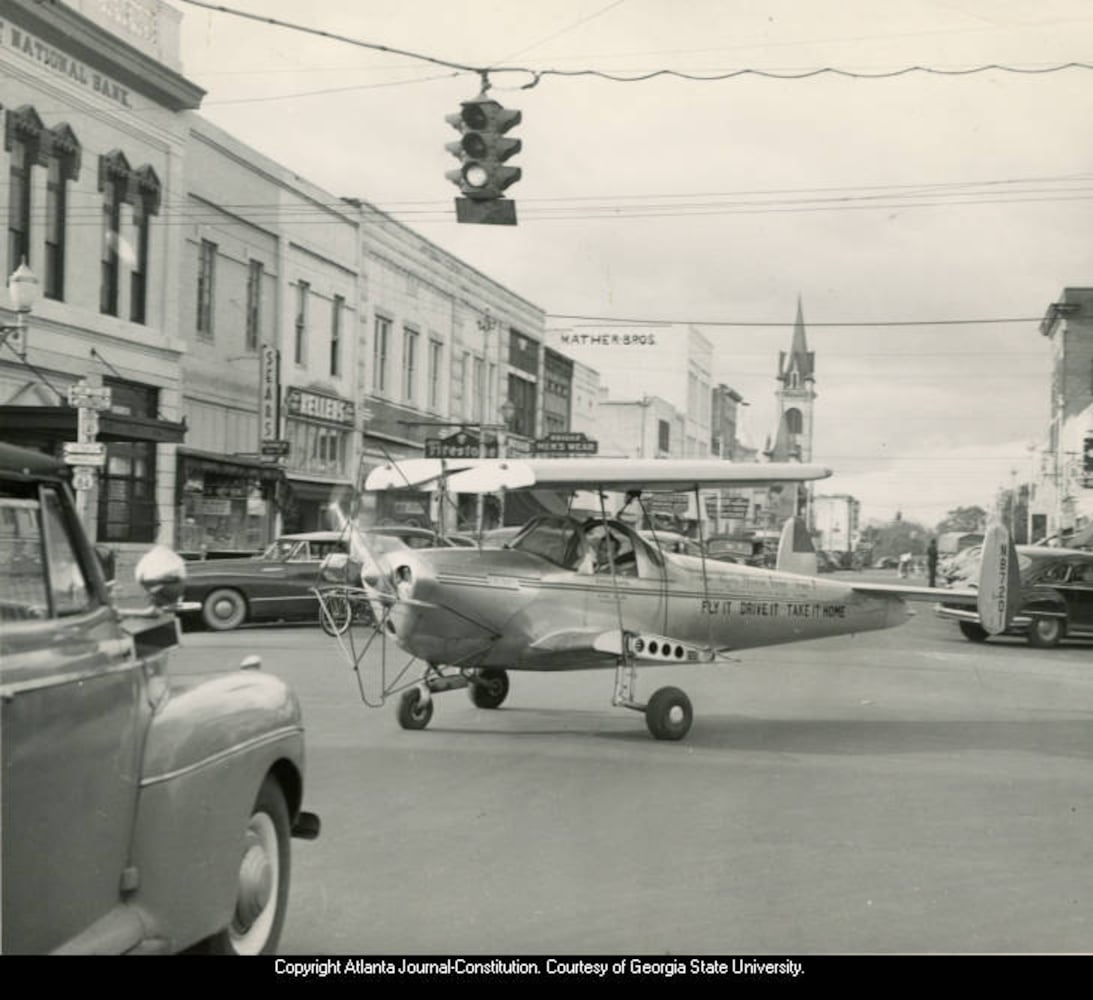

left=174, top=1, right=1093, bottom=88
left=547, top=313, right=1044, bottom=327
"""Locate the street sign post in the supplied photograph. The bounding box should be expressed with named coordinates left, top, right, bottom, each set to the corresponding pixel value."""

left=67, top=383, right=112, bottom=410
left=63, top=442, right=106, bottom=467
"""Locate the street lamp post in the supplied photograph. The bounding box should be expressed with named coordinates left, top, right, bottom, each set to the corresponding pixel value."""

left=1, top=260, right=40, bottom=360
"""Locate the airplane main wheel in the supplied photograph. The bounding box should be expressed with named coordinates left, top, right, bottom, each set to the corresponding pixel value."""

left=469, top=668, right=510, bottom=709
left=397, top=687, right=434, bottom=730
left=958, top=621, right=989, bottom=643
left=1027, top=616, right=1064, bottom=649
left=645, top=686, right=693, bottom=741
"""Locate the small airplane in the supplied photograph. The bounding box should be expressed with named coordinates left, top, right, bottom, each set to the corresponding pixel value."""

left=318, top=457, right=1020, bottom=741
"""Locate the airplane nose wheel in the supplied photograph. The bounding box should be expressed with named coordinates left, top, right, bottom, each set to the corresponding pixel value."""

left=645, top=686, right=693, bottom=741
left=397, top=687, right=434, bottom=730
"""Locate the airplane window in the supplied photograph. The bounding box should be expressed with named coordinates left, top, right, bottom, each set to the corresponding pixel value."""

left=511, top=517, right=584, bottom=569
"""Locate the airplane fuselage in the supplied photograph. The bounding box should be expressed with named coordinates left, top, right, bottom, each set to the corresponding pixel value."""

left=383, top=547, right=910, bottom=671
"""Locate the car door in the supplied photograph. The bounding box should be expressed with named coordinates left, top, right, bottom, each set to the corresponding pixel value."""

left=1059, top=559, right=1093, bottom=633
left=276, top=540, right=334, bottom=617
left=1, top=479, right=145, bottom=954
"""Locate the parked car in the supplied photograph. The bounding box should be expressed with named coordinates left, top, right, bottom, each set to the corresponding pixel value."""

left=935, top=545, right=1093, bottom=647
left=639, top=530, right=708, bottom=558
left=0, top=442, right=320, bottom=954
left=182, top=525, right=457, bottom=630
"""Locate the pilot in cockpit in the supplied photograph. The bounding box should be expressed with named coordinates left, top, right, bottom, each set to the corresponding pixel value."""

left=579, top=526, right=637, bottom=575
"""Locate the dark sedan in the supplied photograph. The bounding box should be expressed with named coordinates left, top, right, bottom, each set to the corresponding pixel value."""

left=183, top=526, right=456, bottom=630
left=935, top=545, right=1093, bottom=647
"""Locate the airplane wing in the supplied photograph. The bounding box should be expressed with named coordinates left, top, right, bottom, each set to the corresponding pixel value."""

left=366, top=457, right=832, bottom=494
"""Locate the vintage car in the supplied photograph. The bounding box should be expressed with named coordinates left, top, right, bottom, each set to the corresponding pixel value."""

left=935, top=544, right=1093, bottom=647
left=0, top=442, right=320, bottom=954
left=182, top=525, right=458, bottom=630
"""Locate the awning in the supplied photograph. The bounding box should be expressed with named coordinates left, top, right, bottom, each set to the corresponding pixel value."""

left=177, top=448, right=285, bottom=482
left=0, top=405, right=187, bottom=443
left=285, top=477, right=354, bottom=504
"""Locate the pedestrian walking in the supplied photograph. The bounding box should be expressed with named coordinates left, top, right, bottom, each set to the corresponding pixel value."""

left=927, top=537, right=939, bottom=588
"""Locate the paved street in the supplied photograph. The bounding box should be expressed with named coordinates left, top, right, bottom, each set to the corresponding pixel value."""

left=170, top=583, right=1093, bottom=956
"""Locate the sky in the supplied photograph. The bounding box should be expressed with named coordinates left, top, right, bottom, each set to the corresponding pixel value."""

left=168, top=0, right=1093, bottom=528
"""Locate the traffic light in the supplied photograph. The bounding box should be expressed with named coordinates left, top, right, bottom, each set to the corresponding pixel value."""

left=446, top=96, right=521, bottom=225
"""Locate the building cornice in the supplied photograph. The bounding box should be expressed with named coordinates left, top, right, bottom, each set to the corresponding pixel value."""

left=6, top=0, right=204, bottom=111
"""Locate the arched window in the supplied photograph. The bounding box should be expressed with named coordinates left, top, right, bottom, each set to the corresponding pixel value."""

left=45, top=124, right=82, bottom=301
left=129, top=165, right=160, bottom=323
left=785, top=408, right=803, bottom=434
left=5, top=107, right=46, bottom=276
left=99, top=150, right=133, bottom=316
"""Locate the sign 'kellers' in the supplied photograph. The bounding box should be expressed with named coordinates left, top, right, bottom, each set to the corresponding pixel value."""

left=285, top=387, right=355, bottom=426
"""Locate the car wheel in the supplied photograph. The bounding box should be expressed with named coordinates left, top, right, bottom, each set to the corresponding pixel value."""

left=189, top=776, right=290, bottom=955
left=202, top=588, right=247, bottom=631
left=1027, top=616, right=1064, bottom=648
left=958, top=621, right=989, bottom=643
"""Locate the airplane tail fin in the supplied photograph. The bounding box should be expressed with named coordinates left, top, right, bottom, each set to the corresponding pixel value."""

left=975, top=520, right=1021, bottom=634
left=775, top=516, right=818, bottom=576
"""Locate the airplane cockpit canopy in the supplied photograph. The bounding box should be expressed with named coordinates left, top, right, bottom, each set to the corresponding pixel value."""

left=507, top=515, right=663, bottom=576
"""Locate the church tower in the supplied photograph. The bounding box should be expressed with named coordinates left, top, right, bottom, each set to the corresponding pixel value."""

left=775, top=296, right=816, bottom=462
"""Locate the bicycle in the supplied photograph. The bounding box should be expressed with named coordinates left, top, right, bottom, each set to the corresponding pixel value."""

left=316, top=585, right=375, bottom=636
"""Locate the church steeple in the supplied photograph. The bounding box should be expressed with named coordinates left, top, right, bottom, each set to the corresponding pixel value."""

left=773, top=295, right=816, bottom=463
left=778, top=296, right=815, bottom=387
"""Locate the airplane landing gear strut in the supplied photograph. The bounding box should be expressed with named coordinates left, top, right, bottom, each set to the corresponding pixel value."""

left=612, top=657, right=694, bottom=742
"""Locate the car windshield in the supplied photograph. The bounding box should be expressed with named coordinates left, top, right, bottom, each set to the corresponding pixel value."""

left=260, top=538, right=307, bottom=561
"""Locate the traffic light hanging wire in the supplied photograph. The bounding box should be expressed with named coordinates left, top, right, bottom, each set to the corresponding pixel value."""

left=174, top=1, right=1093, bottom=87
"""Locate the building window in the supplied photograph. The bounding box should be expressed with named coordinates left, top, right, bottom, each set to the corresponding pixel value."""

left=97, top=380, right=159, bottom=544
left=128, top=166, right=159, bottom=325
left=330, top=294, right=344, bottom=377
left=403, top=327, right=418, bottom=402
left=285, top=421, right=349, bottom=478
left=473, top=357, right=486, bottom=424
left=658, top=419, right=671, bottom=454
left=245, top=259, right=263, bottom=352
left=507, top=373, right=536, bottom=438
left=5, top=108, right=48, bottom=277
left=196, top=238, right=216, bottom=339
left=785, top=408, right=803, bottom=434
left=294, top=281, right=309, bottom=366
left=44, top=160, right=66, bottom=300
left=373, top=315, right=390, bottom=393
left=461, top=351, right=472, bottom=420
left=428, top=339, right=443, bottom=411
left=42, top=124, right=81, bottom=302
left=8, top=138, right=32, bottom=277
left=99, top=151, right=132, bottom=317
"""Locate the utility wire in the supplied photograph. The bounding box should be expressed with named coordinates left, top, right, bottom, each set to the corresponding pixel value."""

left=547, top=313, right=1044, bottom=327
left=173, top=1, right=1093, bottom=88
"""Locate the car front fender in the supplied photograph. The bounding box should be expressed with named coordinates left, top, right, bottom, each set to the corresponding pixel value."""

left=127, top=670, right=310, bottom=952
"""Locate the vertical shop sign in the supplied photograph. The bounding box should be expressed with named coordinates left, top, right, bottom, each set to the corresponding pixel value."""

left=260, top=346, right=281, bottom=448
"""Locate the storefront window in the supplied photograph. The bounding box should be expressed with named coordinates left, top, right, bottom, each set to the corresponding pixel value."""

left=286, top=420, right=349, bottom=478
left=179, top=470, right=274, bottom=555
